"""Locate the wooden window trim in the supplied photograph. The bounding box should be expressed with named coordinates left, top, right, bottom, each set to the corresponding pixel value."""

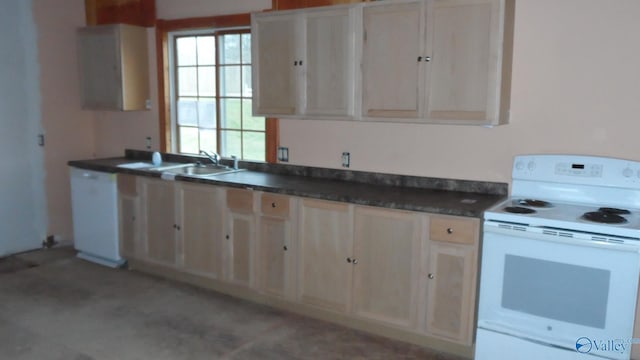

left=156, top=13, right=278, bottom=163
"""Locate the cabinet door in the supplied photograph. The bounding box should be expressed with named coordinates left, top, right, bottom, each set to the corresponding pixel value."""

left=118, top=174, right=139, bottom=259
left=298, top=199, right=353, bottom=313
left=303, top=8, right=354, bottom=116
left=78, top=25, right=122, bottom=109
left=352, top=207, right=421, bottom=328
left=260, top=216, right=293, bottom=298
left=425, top=241, right=476, bottom=344
left=425, top=0, right=505, bottom=124
left=180, top=183, right=222, bottom=278
left=142, top=179, right=177, bottom=265
left=361, top=2, right=424, bottom=118
left=225, top=210, right=255, bottom=287
left=118, top=195, right=139, bottom=258
left=252, top=14, right=298, bottom=115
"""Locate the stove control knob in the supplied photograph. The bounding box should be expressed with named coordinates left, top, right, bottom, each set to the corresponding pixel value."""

left=515, top=161, right=525, bottom=171
left=623, top=167, right=633, bottom=178
left=527, top=161, right=537, bottom=171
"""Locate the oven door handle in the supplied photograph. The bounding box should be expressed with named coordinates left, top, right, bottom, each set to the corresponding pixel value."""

left=484, top=222, right=640, bottom=253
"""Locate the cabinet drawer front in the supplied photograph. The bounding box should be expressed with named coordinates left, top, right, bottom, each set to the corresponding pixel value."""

left=430, top=216, right=479, bottom=245
left=117, top=174, right=138, bottom=196
left=261, top=193, right=290, bottom=218
left=227, top=189, right=253, bottom=213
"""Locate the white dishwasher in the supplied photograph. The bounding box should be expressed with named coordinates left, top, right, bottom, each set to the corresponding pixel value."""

left=70, top=167, right=125, bottom=268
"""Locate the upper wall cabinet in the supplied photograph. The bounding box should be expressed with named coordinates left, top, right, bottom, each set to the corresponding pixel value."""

left=362, top=0, right=514, bottom=125
left=252, top=6, right=358, bottom=118
left=77, top=24, right=150, bottom=111
left=252, top=0, right=514, bottom=125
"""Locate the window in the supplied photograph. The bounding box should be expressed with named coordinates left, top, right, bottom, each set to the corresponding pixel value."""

left=169, top=28, right=266, bottom=161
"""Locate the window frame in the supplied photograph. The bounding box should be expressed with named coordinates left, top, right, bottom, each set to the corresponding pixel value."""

left=156, top=14, right=278, bottom=163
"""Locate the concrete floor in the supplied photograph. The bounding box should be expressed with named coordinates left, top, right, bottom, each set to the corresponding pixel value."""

left=0, top=247, right=466, bottom=360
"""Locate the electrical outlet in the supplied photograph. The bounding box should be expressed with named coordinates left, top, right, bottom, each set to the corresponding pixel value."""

left=146, top=136, right=152, bottom=149
left=277, top=147, right=289, bottom=162
left=342, top=152, right=350, bottom=168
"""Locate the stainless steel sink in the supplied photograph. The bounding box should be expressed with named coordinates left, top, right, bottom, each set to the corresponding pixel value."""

left=156, top=163, right=243, bottom=177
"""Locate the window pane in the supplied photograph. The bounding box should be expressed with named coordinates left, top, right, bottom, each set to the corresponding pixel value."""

left=197, top=36, right=215, bottom=65
left=242, top=65, right=252, bottom=97
left=220, top=66, right=241, bottom=97
left=241, top=34, right=251, bottom=64
left=199, top=129, right=217, bottom=153
left=220, top=130, right=241, bottom=158
left=177, top=98, right=198, bottom=126
left=178, top=67, right=198, bottom=97
left=242, top=99, right=264, bottom=131
left=179, top=126, right=199, bottom=154
left=198, top=99, right=216, bottom=129
left=220, top=98, right=241, bottom=130
left=220, top=34, right=240, bottom=64
left=198, top=66, right=216, bottom=96
left=243, top=132, right=265, bottom=162
left=176, top=37, right=196, bottom=66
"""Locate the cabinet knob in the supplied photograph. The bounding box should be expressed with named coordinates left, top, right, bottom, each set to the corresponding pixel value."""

left=447, top=228, right=453, bottom=234
left=176, top=225, right=181, bottom=230
left=428, top=273, right=435, bottom=279
left=352, top=258, right=358, bottom=265
left=131, top=216, right=135, bottom=222
left=294, top=60, right=298, bottom=66
left=346, top=257, right=352, bottom=263
left=425, top=56, right=431, bottom=62
left=417, top=56, right=422, bottom=62
left=271, top=202, right=276, bottom=208
left=226, top=235, right=230, bottom=240
left=283, top=245, right=288, bottom=251
left=173, top=224, right=177, bottom=229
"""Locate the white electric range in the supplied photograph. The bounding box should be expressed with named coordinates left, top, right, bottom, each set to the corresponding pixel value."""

left=476, top=155, right=640, bottom=360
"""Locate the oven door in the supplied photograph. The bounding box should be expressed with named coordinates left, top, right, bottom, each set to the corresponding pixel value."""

left=477, top=222, right=640, bottom=360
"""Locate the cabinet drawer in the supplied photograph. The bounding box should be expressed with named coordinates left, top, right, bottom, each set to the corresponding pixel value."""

left=226, top=189, right=253, bottom=213
left=117, top=174, right=137, bottom=196
left=261, top=193, right=290, bottom=218
left=430, top=216, right=479, bottom=245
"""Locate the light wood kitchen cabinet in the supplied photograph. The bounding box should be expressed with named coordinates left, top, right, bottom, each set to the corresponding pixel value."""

left=117, top=174, right=140, bottom=258
left=77, top=24, right=149, bottom=111
left=257, top=193, right=298, bottom=299
left=180, top=183, right=223, bottom=278
left=361, top=0, right=513, bottom=125
left=352, top=206, right=422, bottom=329
left=424, top=0, right=513, bottom=124
left=298, top=199, right=354, bottom=312
left=224, top=189, right=256, bottom=288
left=361, top=1, right=424, bottom=119
left=252, top=6, right=357, bottom=118
left=141, top=178, right=177, bottom=265
left=424, top=215, right=479, bottom=345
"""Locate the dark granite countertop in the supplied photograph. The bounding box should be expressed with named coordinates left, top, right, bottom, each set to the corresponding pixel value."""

left=68, top=150, right=507, bottom=218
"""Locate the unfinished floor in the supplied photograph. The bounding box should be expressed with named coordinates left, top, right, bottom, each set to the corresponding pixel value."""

left=0, top=247, right=466, bottom=360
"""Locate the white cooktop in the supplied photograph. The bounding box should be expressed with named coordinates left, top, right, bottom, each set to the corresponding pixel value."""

left=485, top=155, right=640, bottom=239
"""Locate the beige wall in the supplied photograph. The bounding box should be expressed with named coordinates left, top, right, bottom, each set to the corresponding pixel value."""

left=34, top=0, right=95, bottom=241
left=94, top=0, right=640, bottom=184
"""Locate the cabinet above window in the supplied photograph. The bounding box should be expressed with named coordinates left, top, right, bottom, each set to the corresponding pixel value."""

left=251, top=0, right=514, bottom=126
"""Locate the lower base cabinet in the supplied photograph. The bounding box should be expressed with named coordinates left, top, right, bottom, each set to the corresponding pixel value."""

left=224, top=188, right=256, bottom=288
left=297, top=199, right=354, bottom=313
left=181, top=183, right=223, bottom=278
left=424, top=215, right=479, bottom=345
left=352, top=206, right=422, bottom=329
left=121, top=177, right=482, bottom=353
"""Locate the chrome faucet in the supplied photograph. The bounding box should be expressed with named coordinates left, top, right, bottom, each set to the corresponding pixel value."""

left=199, top=150, right=220, bottom=166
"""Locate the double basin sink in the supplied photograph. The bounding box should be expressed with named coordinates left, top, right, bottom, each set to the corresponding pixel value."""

left=118, top=161, right=244, bottom=178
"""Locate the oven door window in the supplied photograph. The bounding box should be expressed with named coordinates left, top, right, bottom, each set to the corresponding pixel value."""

left=502, top=255, right=609, bottom=328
